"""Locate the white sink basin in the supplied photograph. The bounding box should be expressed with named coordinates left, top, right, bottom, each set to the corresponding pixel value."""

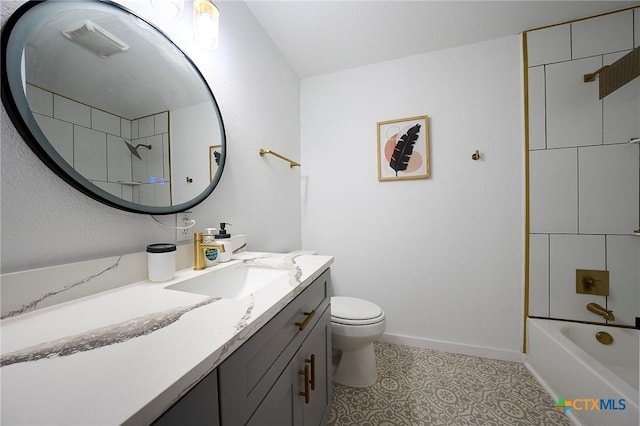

left=165, top=262, right=291, bottom=299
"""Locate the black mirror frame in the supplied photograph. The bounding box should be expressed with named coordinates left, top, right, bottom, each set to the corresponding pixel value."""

left=1, top=0, right=226, bottom=215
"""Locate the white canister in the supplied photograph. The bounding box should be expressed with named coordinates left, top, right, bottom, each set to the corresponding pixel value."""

left=147, top=243, right=176, bottom=282
left=216, top=238, right=233, bottom=262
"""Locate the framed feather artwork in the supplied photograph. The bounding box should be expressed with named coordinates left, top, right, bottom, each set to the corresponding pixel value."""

left=377, top=115, right=430, bottom=181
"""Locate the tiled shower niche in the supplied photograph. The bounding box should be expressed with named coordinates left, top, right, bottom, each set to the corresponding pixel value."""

left=526, top=8, right=640, bottom=326
left=26, top=84, right=171, bottom=206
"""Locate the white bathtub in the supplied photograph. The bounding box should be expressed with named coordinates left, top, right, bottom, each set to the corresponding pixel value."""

left=527, top=318, right=639, bottom=426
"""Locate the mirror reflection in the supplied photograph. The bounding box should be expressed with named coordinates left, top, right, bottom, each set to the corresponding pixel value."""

left=2, top=0, right=225, bottom=214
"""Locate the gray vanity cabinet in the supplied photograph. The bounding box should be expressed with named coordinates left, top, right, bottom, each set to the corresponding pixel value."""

left=152, top=369, right=220, bottom=426
left=246, top=353, right=303, bottom=425
left=247, top=308, right=331, bottom=426
left=218, top=269, right=331, bottom=426
left=245, top=306, right=331, bottom=426
left=300, top=306, right=331, bottom=426
left=152, top=268, right=331, bottom=426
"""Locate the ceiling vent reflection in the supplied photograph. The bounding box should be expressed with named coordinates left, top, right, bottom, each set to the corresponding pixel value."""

left=62, top=20, right=129, bottom=58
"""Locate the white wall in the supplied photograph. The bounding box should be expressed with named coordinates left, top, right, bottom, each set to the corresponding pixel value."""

left=0, top=0, right=301, bottom=273
left=301, top=36, right=525, bottom=353
left=171, top=102, right=222, bottom=205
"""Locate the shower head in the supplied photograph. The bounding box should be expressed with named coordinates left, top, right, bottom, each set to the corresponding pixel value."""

left=124, top=141, right=151, bottom=160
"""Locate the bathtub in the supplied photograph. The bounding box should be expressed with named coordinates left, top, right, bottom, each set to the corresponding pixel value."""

left=527, top=318, right=639, bottom=426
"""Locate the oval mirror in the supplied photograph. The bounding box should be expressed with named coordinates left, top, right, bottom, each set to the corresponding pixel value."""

left=1, top=0, right=226, bottom=214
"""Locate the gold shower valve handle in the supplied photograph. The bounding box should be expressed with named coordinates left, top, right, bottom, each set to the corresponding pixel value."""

left=582, top=276, right=597, bottom=288
left=576, top=269, right=609, bottom=296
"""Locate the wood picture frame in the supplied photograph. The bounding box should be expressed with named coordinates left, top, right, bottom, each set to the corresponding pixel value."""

left=377, top=115, right=430, bottom=181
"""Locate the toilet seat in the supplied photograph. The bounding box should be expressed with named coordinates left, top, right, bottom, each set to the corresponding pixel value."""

left=331, top=296, right=385, bottom=326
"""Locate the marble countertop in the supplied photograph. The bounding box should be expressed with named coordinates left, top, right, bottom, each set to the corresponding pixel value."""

left=0, top=252, right=333, bottom=425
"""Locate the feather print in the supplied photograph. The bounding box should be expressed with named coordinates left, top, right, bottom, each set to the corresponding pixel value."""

left=389, top=123, right=421, bottom=176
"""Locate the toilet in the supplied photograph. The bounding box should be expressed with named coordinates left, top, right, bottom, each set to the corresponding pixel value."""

left=331, top=296, right=386, bottom=388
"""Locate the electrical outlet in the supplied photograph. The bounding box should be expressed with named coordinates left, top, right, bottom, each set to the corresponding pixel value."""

left=176, top=212, right=192, bottom=242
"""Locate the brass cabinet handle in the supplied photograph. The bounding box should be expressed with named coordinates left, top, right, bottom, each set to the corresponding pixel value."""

left=305, top=354, right=316, bottom=390
left=298, top=365, right=310, bottom=404
left=294, top=310, right=316, bottom=331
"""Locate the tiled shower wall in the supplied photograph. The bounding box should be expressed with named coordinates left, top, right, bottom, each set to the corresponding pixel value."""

left=27, top=84, right=170, bottom=206
left=129, top=114, right=171, bottom=206
left=527, top=8, right=640, bottom=326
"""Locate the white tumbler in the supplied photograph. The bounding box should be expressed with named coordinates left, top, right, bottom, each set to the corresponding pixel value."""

left=147, top=243, right=176, bottom=282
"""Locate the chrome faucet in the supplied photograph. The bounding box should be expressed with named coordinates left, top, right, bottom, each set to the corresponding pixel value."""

left=586, top=302, right=615, bottom=321
left=193, top=232, right=225, bottom=270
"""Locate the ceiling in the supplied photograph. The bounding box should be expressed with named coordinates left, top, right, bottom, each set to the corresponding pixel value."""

left=21, top=3, right=210, bottom=119
left=245, top=1, right=640, bottom=78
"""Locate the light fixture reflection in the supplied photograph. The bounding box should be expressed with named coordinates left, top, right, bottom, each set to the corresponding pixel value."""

left=150, top=0, right=185, bottom=20
left=193, top=0, right=219, bottom=48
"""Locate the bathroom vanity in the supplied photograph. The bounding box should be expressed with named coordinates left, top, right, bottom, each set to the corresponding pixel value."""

left=155, top=268, right=331, bottom=425
left=0, top=252, right=333, bottom=425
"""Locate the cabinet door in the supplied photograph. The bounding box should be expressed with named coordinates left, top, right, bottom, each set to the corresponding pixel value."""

left=218, top=270, right=329, bottom=425
left=246, top=357, right=303, bottom=426
left=152, top=369, right=219, bottom=426
left=245, top=306, right=331, bottom=426
left=301, top=305, right=331, bottom=426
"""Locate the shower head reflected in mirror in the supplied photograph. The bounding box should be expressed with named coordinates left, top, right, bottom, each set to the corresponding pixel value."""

left=124, top=141, right=152, bottom=160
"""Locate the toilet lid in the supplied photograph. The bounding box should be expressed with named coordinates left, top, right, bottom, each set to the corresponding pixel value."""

left=331, top=296, right=384, bottom=325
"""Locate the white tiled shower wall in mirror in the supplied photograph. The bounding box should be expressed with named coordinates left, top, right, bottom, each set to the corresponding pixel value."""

left=527, top=8, right=640, bottom=326
left=26, top=84, right=171, bottom=206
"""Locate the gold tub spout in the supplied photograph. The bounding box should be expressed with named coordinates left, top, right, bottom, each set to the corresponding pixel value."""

left=586, top=302, right=615, bottom=321
left=193, top=232, right=225, bottom=270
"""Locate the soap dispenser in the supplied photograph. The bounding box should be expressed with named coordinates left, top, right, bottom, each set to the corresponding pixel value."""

left=215, top=222, right=233, bottom=262
left=203, top=228, right=220, bottom=267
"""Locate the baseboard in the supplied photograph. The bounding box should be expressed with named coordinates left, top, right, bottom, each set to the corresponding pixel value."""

left=378, top=333, right=526, bottom=363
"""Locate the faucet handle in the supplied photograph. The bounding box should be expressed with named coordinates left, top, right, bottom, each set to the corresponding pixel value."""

left=582, top=276, right=599, bottom=288
left=576, top=270, right=609, bottom=296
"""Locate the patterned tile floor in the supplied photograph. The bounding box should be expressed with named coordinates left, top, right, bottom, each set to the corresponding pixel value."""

left=328, top=342, right=571, bottom=426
